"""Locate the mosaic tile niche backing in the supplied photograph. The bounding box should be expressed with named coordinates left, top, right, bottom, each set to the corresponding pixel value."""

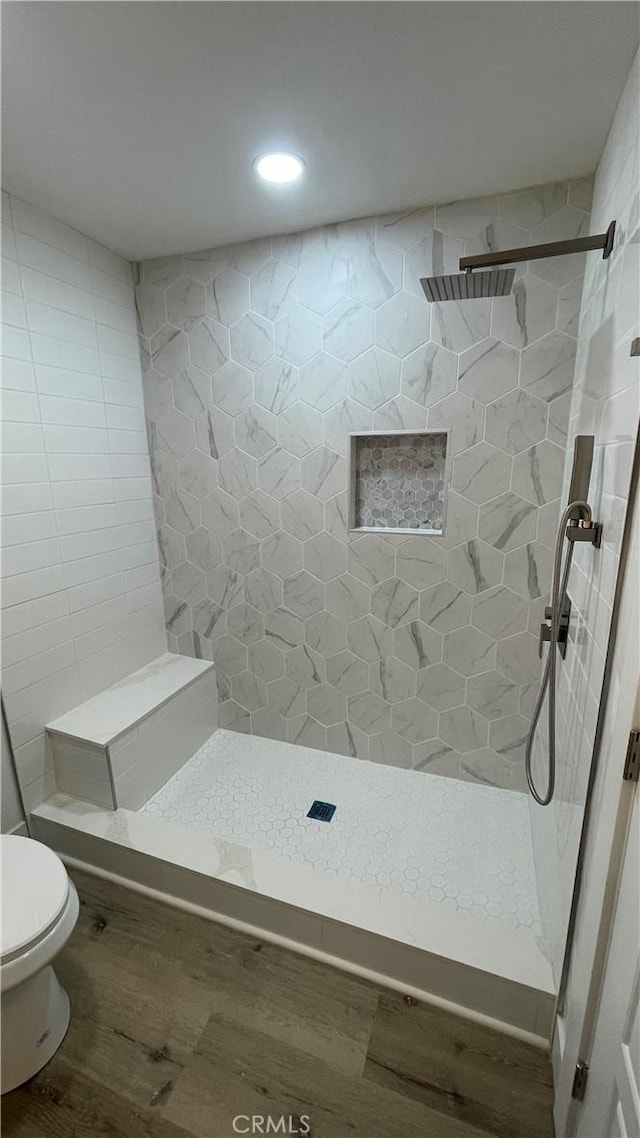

left=354, top=432, right=447, bottom=531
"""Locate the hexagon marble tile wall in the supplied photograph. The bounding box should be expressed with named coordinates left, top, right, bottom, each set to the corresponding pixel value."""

left=136, top=177, right=592, bottom=791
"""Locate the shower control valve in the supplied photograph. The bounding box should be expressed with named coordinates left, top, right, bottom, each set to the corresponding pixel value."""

left=538, top=596, right=571, bottom=659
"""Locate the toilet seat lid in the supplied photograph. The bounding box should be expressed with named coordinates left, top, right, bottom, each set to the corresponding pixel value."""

left=1, top=836, right=69, bottom=962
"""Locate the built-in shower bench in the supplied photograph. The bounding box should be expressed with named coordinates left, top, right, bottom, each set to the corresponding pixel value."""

left=46, top=653, right=217, bottom=811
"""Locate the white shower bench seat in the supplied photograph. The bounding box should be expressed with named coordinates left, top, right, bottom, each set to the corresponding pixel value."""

left=46, top=653, right=216, bottom=810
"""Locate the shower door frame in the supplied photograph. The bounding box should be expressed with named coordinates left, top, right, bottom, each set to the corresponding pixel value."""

left=552, top=426, right=640, bottom=1135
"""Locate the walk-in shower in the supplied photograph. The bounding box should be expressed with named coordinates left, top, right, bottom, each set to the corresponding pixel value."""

left=4, top=161, right=636, bottom=1046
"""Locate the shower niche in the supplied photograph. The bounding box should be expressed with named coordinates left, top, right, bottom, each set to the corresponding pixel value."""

left=348, top=430, right=449, bottom=535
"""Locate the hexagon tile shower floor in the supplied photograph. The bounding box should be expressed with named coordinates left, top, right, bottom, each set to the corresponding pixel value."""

left=142, top=728, right=541, bottom=934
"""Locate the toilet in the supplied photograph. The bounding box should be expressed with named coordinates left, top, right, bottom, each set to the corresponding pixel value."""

left=1, top=835, right=79, bottom=1093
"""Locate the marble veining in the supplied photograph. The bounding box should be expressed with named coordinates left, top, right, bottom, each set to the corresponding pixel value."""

left=47, top=652, right=214, bottom=745
left=137, top=179, right=590, bottom=789
left=141, top=728, right=542, bottom=936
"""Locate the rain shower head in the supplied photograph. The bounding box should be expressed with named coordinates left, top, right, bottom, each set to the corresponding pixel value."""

left=420, top=267, right=516, bottom=303
left=420, top=221, right=616, bottom=303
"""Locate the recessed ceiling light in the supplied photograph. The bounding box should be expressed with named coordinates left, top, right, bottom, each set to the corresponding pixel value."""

left=254, top=152, right=305, bottom=185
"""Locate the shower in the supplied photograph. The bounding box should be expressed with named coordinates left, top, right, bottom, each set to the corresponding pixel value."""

left=420, top=220, right=616, bottom=301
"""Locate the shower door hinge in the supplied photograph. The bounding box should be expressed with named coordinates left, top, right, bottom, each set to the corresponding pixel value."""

left=623, top=729, right=640, bottom=782
left=572, top=1060, right=590, bottom=1101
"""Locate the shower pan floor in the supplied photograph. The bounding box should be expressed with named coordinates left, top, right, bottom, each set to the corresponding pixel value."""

left=141, top=729, right=542, bottom=938
left=32, top=727, right=554, bottom=1037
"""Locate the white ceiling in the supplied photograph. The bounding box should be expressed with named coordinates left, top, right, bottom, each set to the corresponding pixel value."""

left=2, top=3, right=638, bottom=260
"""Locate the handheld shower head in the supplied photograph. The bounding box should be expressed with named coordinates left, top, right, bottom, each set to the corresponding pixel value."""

left=567, top=434, right=595, bottom=505
left=420, top=267, right=516, bottom=303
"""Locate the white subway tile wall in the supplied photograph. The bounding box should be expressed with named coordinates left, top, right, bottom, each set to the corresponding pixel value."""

left=529, top=53, right=640, bottom=983
left=1, top=192, right=167, bottom=811
left=138, top=180, right=593, bottom=789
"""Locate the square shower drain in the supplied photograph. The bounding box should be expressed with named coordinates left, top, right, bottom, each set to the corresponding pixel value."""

left=307, top=800, right=336, bottom=822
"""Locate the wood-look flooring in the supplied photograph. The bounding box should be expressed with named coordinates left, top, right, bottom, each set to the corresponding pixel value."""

left=2, top=870, right=555, bottom=1138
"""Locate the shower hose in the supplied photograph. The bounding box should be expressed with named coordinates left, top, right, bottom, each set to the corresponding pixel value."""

left=524, top=500, right=595, bottom=806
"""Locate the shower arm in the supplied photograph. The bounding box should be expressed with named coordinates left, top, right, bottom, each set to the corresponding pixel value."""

left=459, top=221, right=616, bottom=273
